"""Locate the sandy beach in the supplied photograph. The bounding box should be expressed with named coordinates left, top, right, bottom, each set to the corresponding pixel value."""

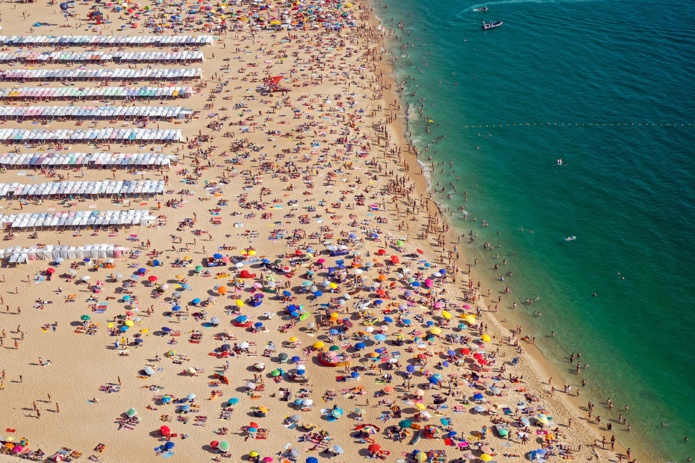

left=0, top=0, right=636, bottom=462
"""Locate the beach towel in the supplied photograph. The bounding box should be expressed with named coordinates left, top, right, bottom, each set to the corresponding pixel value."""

left=94, top=302, right=108, bottom=313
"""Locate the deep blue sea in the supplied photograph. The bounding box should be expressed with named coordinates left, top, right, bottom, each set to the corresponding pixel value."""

left=373, top=0, right=695, bottom=460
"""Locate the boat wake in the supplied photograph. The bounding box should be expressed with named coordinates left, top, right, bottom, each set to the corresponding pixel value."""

left=462, top=0, right=602, bottom=15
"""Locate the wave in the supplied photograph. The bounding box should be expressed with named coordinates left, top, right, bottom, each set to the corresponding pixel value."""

left=460, top=0, right=604, bottom=15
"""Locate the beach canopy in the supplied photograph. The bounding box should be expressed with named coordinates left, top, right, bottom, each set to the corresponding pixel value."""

left=0, top=68, right=202, bottom=82
left=0, top=35, right=213, bottom=47
left=0, top=128, right=183, bottom=145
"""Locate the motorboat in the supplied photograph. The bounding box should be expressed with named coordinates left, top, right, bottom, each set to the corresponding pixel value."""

left=473, top=6, right=488, bottom=12
left=481, top=20, right=503, bottom=30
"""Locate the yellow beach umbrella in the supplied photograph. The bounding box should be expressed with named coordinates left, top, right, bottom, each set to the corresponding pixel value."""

left=313, top=341, right=325, bottom=349
left=481, top=454, right=492, bottom=462
left=249, top=451, right=259, bottom=457
left=481, top=334, right=491, bottom=343
left=289, top=336, right=298, bottom=342
left=441, top=310, right=452, bottom=319
left=140, top=328, right=149, bottom=334
left=124, top=320, right=134, bottom=327
left=236, top=299, right=244, bottom=307
left=429, top=327, right=442, bottom=336
left=414, top=402, right=426, bottom=410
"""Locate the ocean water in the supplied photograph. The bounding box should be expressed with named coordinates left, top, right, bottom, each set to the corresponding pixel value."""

left=374, top=0, right=695, bottom=460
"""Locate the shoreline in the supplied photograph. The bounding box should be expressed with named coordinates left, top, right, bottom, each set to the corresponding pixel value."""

left=368, top=4, right=648, bottom=462
left=0, top=0, right=662, bottom=461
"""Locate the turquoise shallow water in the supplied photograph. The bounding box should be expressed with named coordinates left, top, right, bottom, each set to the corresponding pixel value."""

left=374, top=0, right=695, bottom=460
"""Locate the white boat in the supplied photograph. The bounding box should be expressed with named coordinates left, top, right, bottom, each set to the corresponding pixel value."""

left=481, top=20, right=503, bottom=30
left=473, top=6, right=488, bottom=12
